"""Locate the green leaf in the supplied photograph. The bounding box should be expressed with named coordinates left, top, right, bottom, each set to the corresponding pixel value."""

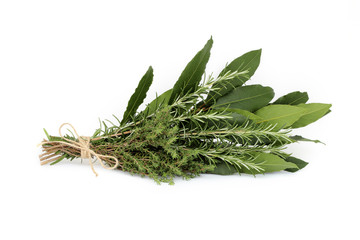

left=168, top=37, right=213, bottom=104
left=211, top=153, right=298, bottom=175
left=226, top=108, right=263, bottom=120
left=213, top=84, right=274, bottom=112
left=273, top=91, right=309, bottom=105
left=206, top=49, right=262, bottom=104
left=284, top=156, right=308, bottom=172
left=144, top=89, right=172, bottom=116
left=290, top=135, right=323, bottom=144
left=210, top=162, right=238, bottom=175
left=121, top=66, right=154, bottom=124
left=255, top=105, right=305, bottom=131
left=223, top=108, right=263, bottom=125
left=291, top=103, right=332, bottom=128
left=243, top=153, right=298, bottom=174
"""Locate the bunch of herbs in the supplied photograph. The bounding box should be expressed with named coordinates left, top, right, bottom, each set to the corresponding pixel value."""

left=39, top=37, right=331, bottom=184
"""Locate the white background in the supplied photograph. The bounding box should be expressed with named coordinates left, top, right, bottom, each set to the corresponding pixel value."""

left=1, top=0, right=359, bottom=239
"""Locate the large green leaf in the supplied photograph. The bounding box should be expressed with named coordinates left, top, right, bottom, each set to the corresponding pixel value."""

left=242, top=153, right=298, bottom=174
left=284, top=156, right=308, bottom=173
left=213, top=84, right=274, bottom=112
left=144, top=89, right=172, bottom=116
left=210, top=162, right=238, bottom=175
left=121, top=66, right=154, bottom=124
left=168, top=38, right=213, bottom=104
left=291, top=103, right=332, bottom=128
left=255, top=105, right=305, bottom=130
left=206, top=49, right=262, bottom=105
left=273, top=91, right=309, bottom=105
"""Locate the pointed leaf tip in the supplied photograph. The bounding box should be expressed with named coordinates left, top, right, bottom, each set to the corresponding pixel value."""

left=121, top=66, right=154, bottom=124
left=206, top=48, right=262, bottom=105
left=273, top=91, right=309, bottom=105
left=168, top=38, right=213, bottom=104
left=291, top=103, right=332, bottom=128
left=284, top=156, right=309, bottom=172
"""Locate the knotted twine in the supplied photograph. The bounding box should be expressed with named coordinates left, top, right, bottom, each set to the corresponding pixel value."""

left=39, top=123, right=119, bottom=176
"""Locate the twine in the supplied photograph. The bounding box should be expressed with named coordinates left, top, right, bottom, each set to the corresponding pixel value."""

left=39, top=123, right=119, bottom=177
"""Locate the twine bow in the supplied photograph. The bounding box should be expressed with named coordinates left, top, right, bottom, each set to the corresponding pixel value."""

left=40, top=123, right=119, bottom=177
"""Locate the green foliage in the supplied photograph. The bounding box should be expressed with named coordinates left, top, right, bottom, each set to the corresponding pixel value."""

left=273, top=91, right=309, bottom=105
left=289, top=135, right=323, bottom=144
left=213, top=84, right=274, bottom=112
left=291, top=103, right=332, bottom=128
left=210, top=162, right=238, bottom=175
left=210, top=152, right=298, bottom=175
left=284, top=156, right=308, bottom=172
left=168, top=37, right=213, bottom=105
left=94, top=108, right=214, bottom=184
left=121, top=66, right=154, bottom=124
left=217, top=108, right=262, bottom=125
left=255, top=105, right=306, bottom=131
left=206, top=49, right=262, bottom=105
left=144, top=89, right=172, bottom=116
left=41, top=38, right=331, bottom=184
left=241, top=153, right=298, bottom=174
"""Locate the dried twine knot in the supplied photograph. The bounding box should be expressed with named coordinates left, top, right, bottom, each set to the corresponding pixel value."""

left=40, top=123, right=119, bottom=177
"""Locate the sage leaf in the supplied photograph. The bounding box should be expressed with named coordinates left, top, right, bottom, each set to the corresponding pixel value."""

left=121, top=66, right=154, bottom=124
left=273, top=91, right=309, bottom=105
left=213, top=84, right=274, bottom=112
left=291, top=103, right=332, bottom=128
left=168, top=38, right=213, bottom=104
left=255, top=105, right=305, bottom=131
left=284, top=156, right=308, bottom=172
left=206, top=49, right=262, bottom=104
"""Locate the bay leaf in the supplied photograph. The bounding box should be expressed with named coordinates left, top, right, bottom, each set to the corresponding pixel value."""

left=291, top=103, right=332, bottom=128
left=168, top=38, right=213, bottom=104
left=121, top=66, right=154, bottom=124
left=209, top=153, right=299, bottom=175
left=216, top=108, right=262, bottom=126
left=290, top=135, right=323, bottom=144
left=242, top=153, right=298, bottom=174
left=225, top=108, right=263, bottom=121
left=273, top=91, right=309, bottom=105
left=284, top=156, right=308, bottom=172
left=206, top=49, right=262, bottom=104
left=210, top=162, right=238, bottom=175
left=213, top=84, right=274, bottom=112
left=255, top=105, right=305, bottom=130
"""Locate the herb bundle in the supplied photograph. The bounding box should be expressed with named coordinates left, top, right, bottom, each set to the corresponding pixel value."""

left=39, top=37, right=331, bottom=184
